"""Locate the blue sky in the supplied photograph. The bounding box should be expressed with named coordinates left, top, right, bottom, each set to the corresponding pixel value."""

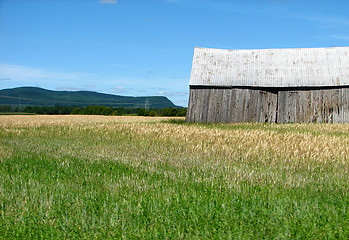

left=1, top=0, right=349, bottom=107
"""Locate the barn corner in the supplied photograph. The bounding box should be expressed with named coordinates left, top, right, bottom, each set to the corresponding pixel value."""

left=186, top=47, right=349, bottom=123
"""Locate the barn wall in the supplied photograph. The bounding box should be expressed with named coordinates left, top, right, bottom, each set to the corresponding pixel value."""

left=186, top=87, right=277, bottom=123
left=186, top=87, right=349, bottom=123
left=277, top=88, right=349, bottom=123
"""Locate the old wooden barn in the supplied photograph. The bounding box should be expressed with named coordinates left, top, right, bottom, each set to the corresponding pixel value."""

left=186, top=47, right=349, bottom=123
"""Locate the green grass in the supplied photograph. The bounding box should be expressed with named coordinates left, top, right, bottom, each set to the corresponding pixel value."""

left=0, top=112, right=36, bottom=115
left=0, top=117, right=348, bottom=239
left=161, top=118, right=187, bottom=124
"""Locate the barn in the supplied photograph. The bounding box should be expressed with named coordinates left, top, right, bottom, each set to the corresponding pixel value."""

left=186, top=47, right=349, bottom=123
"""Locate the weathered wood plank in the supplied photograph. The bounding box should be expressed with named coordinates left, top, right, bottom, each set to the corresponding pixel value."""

left=332, top=89, right=341, bottom=123
left=186, top=87, right=349, bottom=123
left=235, top=88, right=245, bottom=122
left=207, top=89, right=217, bottom=123
left=266, top=91, right=278, bottom=123
left=192, top=88, right=200, bottom=122
left=277, top=91, right=287, bottom=123
left=201, top=89, right=210, bottom=123
left=246, top=89, right=258, bottom=122
left=215, top=89, right=224, bottom=123
left=342, top=88, right=349, bottom=123
left=229, top=88, right=237, bottom=122
left=258, top=91, right=277, bottom=123
left=269, top=92, right=278, bottom=123
left=186, top=88, right=195, bottom=122
left=221, top=89, right=231, bottom=123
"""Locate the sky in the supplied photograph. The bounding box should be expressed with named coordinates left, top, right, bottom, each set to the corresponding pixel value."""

left=0, top=0, right=349, bottom=107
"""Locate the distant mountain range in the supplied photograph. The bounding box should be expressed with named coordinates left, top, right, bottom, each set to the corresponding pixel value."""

left=0, top=87, right=179, bottom=108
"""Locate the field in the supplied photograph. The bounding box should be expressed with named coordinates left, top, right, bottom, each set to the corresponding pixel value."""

left=0, top=115, right=348, bottom=239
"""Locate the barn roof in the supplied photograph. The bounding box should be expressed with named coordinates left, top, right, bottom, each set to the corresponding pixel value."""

left=189, top=47, right=349, bottom=87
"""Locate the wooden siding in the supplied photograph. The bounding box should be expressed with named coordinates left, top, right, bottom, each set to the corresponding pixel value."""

left=186, top=88, right=277, bottom=123
left=186, top=87, right=349, bottom=123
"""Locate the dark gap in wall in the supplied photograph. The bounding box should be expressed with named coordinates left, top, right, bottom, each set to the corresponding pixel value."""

left=275, top=93, right=279, bottom=123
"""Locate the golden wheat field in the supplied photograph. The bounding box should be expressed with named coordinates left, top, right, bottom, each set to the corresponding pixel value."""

left=0, top=115, right=348, bottom=239
left=2, top=115, right=349, bottom=166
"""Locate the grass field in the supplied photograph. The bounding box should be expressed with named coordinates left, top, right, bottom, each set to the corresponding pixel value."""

left=0, top=115, right=348, bottom=239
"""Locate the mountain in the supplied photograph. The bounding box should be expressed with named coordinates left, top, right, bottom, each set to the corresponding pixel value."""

left=0, top=87, right=179, bottom=108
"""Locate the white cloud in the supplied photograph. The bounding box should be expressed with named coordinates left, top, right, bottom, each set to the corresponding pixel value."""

left=112, top=63, right=129, bottom=69
left=99, top=0, right=117, bottom=4
left=329, top=35, right=349, bottom=41
left=155, top=90, right=189, bottom=107
left=291, top=14, right=349, bottom=26
left=157, top=91, right=188, bottom=97
left=177, top=100, right=189, bottom=107
left=0, top=64, right=86, bottom=81
left=56, top=87, right=86, bottom=91
left=84, top=85, right=96, bottom=88
left=109, top=86, right=130, bottom=94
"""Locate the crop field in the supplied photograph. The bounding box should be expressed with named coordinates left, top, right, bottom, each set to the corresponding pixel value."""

left=0, top=115, right=348, bottom=239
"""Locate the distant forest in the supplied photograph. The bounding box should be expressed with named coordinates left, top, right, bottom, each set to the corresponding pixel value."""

left=0, top=87, right=179, bottom=109
left=0, top=105, right=187, bottom=117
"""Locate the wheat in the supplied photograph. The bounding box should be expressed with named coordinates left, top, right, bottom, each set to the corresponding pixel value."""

left=1, top=115, right=348, bottom=238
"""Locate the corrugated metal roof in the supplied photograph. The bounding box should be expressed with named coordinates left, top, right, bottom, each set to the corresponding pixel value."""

left=189, top=47, right=349, bottom=87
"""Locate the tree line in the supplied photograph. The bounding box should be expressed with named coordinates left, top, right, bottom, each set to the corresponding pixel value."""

left=0, top=105, right=187, bottom=117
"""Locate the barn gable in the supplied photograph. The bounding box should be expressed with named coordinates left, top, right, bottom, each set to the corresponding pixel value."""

left=186, top=47, right=349, bottom=123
